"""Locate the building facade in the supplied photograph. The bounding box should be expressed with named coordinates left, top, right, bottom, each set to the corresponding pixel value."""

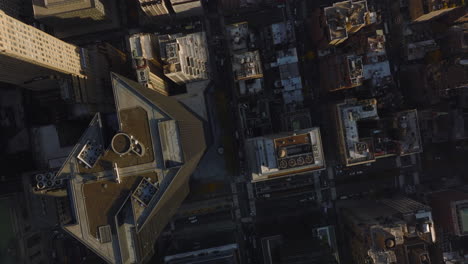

left=0, top=10, right=88, bottom=100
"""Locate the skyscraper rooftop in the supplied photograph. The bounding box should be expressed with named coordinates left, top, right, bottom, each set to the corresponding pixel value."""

left=52, top=73, right=206, bottom=263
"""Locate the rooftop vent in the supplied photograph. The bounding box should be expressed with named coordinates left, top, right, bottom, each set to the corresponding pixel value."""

left=35, top=171, right=62, bottom=190
left=132, top=178, right=158, bottom=207
left=77, top=140, right=103, bottom=169
left=98, top=225, right=112, bottom=243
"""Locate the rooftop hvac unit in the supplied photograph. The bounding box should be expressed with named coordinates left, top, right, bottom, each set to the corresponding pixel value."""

left=53, top=179, right=62, bottom=187
left=46, top=171, right=55, bottom=179
left=288, top=158, right=297, bottom=168
left=35, top=174, right=44, bottom=182
left=46, top=180, right=53, bottom=188
left=36, top=181, right=46, bottom=190
left=279, top=159, right=288, bottom=169
left=296, top=157, right=305, bottom=166
left=98, top=225, right=112, bottom=243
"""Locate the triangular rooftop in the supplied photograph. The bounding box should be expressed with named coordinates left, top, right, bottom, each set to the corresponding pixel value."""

left=56, top=73, right=206, bottom=263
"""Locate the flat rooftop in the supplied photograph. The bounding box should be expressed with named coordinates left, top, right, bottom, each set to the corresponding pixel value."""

left=245, top=128, right=326, bottom=182
left=226, top=22, right=249, bottom=51
left=82, top=172, right=158, bottom=239
left=270, top=21, right=295, bottom=45
left=158, top=32, right=208, bottom=80
left=320, top=54, right=363, bottom=92
left=54, top=73, right=206, bottom=264
left=270, top=48, right=304, bottom=106
left=232, top=50, right=263, bottom=81
left=346, top=55, right=364, bottom=87
left=324, top=0, right=368, bottom=44
left=33, top=0, right=95, bottom=17
left=336, top=99, right=378, bottom=166
left=392, top=110, right=422, bottom=155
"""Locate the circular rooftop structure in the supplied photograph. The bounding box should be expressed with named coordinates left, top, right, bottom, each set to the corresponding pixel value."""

left=112, top=133, right=132, bottom=155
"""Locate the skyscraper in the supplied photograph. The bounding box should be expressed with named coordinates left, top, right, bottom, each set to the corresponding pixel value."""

left=138, top=0, right=171, bottom=17
left=39, top=73, right=206, bottom=263
left=0, top=10, right=88, bottom=99
left=32, top=0, right=119, bottom=38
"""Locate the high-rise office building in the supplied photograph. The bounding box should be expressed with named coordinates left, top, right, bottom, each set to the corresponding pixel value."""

left=170, top=0, right=202, bottom=17
left=158, top=32, right=209, bottom=85
left=32, top=0, right=119, bottom=38
left=38, top=73, right=206, bottom=263
left=138, top=0, right=171, bottom=17
left=0, top=10, right=88, bottom=99
left=138, top=0, right=202, bottom=19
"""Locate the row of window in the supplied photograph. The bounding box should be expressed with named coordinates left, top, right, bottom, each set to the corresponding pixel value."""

left=0, top=16, right=83, bottom=74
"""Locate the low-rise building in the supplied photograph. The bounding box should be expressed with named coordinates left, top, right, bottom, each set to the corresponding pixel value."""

left=226, top=22, right=250, bottom=51
left=363, top=30, right=393, bottom=88
left=408, top=0, right=465, bottom=22
left=271, top=48, right=304, bottom=108
left=335, top=99, right=379, bottom=166
left=232, top=50, right=263, bottom=81
left=335, top=99, right=422, bottom=166
left=245, top=128, right=326, bottom=182
left=158, top=32, right=209, bottom=85
left=129, top=33, right=171, bottom=95
left=227, top=22, right=264, bottom=96
left=324, top=0, right=370, bottom=45
left=320, top=54, right=364, bottom=92
left=339, top=197, right=436, bottom=264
